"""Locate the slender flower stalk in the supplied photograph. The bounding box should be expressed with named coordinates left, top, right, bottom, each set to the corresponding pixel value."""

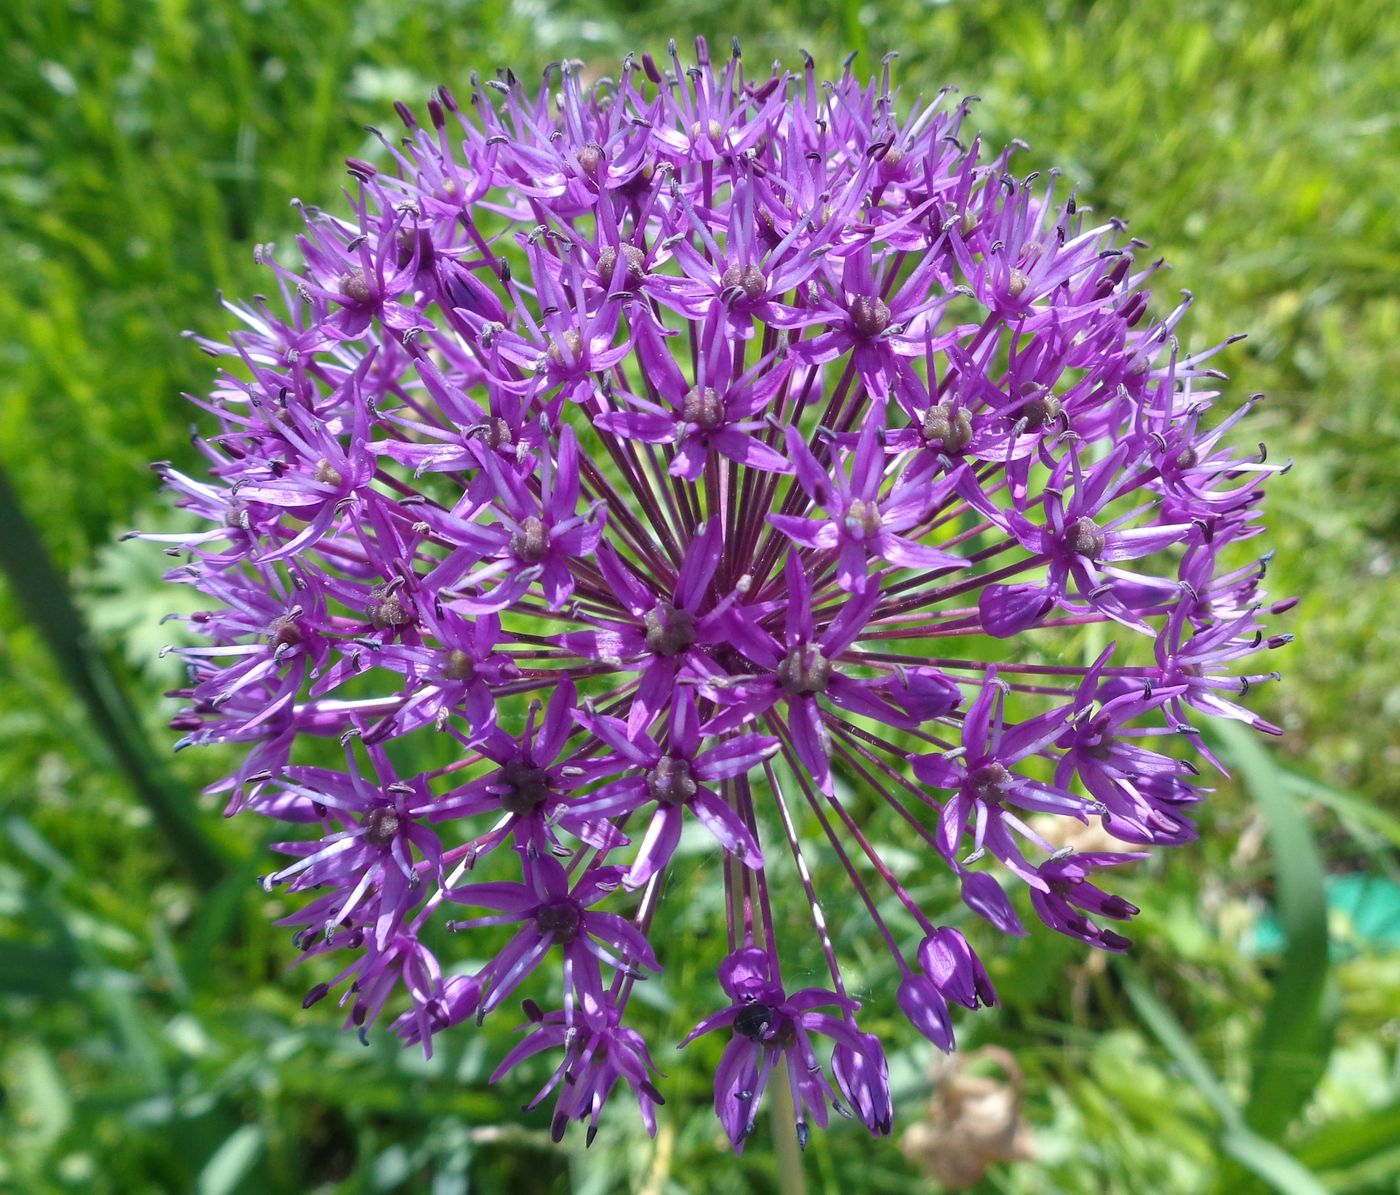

left=140, top=38, right=1286, bottom=1150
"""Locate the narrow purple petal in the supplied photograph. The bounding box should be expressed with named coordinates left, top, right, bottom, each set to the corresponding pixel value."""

left=690, top=787, right=764, bottom=868
left=625, top=806, right=683, bottom=889
left=695, top=733, right=781, bottom=780
left=786, top=700, right=833, bottom=795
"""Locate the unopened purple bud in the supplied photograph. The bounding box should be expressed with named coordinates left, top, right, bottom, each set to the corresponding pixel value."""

left=832, top=1032, right=893, bottom=1135
left=897, top=973, right=954, bottom=1052
left=918, top=928, right=997, bottom=1010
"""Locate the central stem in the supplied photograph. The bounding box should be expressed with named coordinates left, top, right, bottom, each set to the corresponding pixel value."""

left=770, top=1078, right=810, bottom=1195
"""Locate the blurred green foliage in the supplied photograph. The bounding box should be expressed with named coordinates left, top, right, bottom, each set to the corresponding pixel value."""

left=2, top=1, right=1398, bottom=1192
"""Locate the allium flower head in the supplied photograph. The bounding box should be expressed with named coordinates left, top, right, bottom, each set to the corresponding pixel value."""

left=142, top=38, right=1288, bottom=1149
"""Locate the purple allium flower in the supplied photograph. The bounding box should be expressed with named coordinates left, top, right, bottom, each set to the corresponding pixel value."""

left=447, top=852, right=660, bottom=1029
left=491, top=999, right=666, bottom=1145
left=141, top=38, right=1288, bottom=1149
left=680, top=945, right=868, bottom=1150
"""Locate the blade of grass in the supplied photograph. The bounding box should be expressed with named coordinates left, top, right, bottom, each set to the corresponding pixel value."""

left=0, top=462, right=231, bottom=889
left=1211, top=721, right=1334, bottom=1140
left=1119, top=966, right=1331, bottom=1195
left=196, top=1124, right=265, bottom=1195
left=1295, top=1098, right=1400, bottom=1173
left=1279, top=769, right=1400, bottom=859
left=1218, top=1128, right=1336, bottom=1195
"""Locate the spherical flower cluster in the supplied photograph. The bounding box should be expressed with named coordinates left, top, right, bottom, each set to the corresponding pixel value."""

left=142, top=39, right=1288, bottom=1150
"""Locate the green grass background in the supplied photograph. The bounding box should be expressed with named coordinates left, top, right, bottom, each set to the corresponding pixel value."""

left=2, top=1, right=1398, bottom=1192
